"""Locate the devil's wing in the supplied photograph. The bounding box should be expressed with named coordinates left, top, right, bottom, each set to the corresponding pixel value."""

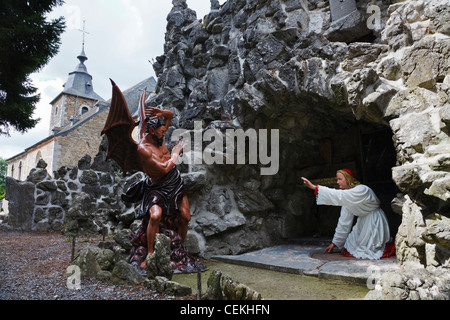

left=101, top=79, right=141, bottom=174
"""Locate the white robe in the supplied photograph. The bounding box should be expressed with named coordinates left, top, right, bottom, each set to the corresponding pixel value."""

left=316, top=184, right=390, bottom=260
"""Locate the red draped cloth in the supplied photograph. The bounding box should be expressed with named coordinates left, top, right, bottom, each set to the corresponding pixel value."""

left=342, top=241, right=396, bottom=259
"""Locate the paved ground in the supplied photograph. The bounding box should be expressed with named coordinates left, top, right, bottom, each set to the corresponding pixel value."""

left=212, top=239, right=400, bottom=286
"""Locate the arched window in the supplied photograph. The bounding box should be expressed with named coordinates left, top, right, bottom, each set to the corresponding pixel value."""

left=18, top=161, right=23, bottom=180
left=11, top=164, right=14, bottom=178
left=80, top=105, right=89, bottom=115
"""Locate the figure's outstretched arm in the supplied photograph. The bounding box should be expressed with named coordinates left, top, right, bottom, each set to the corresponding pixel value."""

left=301, top=177, right=316, bottom=190
left=159, top=140, right=184, bottom=173
left=137, top=139, right=184, bottom=176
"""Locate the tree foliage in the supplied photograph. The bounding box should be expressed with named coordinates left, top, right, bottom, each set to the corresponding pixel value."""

left=0, top=0, right=65, bottom=136
left=0, top=158, right=7, bottom=201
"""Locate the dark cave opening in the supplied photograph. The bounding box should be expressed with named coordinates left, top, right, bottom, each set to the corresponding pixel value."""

left=281, top=119, right=401, bottom=242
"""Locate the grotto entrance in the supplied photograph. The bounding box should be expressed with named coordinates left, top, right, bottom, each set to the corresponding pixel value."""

left=359, top=127, right=401, bottom=239
left=285, top=120, right=401, bottom=244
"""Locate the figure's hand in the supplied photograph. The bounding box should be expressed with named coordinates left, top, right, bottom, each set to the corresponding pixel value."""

left=324, top=243, right=336, bottom=254
left=301, top=177, right=316, bottom=190
left=172, top=140, right=184, bottom=156
left=147, top=107, right=165, bottom=119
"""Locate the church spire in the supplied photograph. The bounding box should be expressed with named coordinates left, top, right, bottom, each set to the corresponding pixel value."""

left=77, top=20, right=89, bottom=65
left=59, top=19, right=102, bottom=101
left=49, top=20, right=103, bottom=111
left=78, top=20, right=89, bottom=53
left=77, top=47, right=88, bottom=65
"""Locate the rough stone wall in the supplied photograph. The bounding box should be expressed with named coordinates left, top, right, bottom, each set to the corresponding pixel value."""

left=380, top=1, right=450, bottom=271
left=3, top=148, right=128, bottom=234
left=147, top=0, right=449, bottom=264
left=55, top=107, right=109, bottom=170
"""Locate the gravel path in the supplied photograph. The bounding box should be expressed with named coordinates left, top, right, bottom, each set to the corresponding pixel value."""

left=0, top=227, right=189, bottom=300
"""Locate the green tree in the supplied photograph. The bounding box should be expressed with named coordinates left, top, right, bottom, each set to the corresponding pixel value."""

left=0, top=158, right=7, bottom=201
left=0, top=0, right=65, bottom=136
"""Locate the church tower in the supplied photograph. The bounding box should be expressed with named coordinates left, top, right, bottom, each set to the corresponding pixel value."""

left=49, top=44, right=104, bottom=135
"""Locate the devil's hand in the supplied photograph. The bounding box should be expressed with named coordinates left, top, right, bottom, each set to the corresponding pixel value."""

left=147, top=107, right=164, bottom=119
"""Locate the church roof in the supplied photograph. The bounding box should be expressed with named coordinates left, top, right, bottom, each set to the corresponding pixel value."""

left=50, top=47, right=104, bottom=104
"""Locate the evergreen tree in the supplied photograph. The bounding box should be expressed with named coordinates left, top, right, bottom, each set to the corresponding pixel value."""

left=0, top=0, right=65, bottom=136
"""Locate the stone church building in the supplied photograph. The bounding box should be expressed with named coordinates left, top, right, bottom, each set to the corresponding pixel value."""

left=6, top=47, right=156, bottom=180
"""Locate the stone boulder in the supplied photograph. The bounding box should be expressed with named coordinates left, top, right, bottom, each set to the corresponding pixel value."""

left=70, top=246, right=114, bottom=280
left=144, top=276, right=192, bottom=297
left=233, top=186, right=275, bottom=214
left=400, top=37, right=450, bottom=89
left=113, top=228, right=132, bottom=251
left=395, top=195, right=427, bottom=266
left=325, top=8, right=371, bottom=43
left=222, top=274, right=262, bottom=300
left=111, top=260, right=145, bottom=285
left=69, top=231, right=191, bottom=295
left=422, top=214, right=450, bottom=268
left=62, top=192, right=98, bottom=236
left=145, top=233, right=173, bottom=280
left=202, top=269, right=223, bottom=300
left=4, top=177, right=35, bottom=230
left=422, top=214, right=450, bottom=249
left=194, top=186, right=247, bottom=238
left=426, top=0, right=450, bottom=36
left=202, top=269, right=262, bottom=300
left=26, top=167, right=51, bottom=184
left=365, top=267, right=450, bottom=300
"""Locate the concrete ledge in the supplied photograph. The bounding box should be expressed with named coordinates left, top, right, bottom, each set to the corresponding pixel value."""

left=212, top=244, right=400, bottom=285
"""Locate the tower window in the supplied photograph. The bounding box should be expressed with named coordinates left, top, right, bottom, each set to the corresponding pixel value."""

left=81, top=106, right=89, bottom=115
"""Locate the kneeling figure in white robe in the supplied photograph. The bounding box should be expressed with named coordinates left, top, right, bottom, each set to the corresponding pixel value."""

left=317, top=184, right=390, bottom=260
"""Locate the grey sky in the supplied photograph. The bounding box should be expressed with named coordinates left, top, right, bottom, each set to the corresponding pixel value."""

left=0, top=0, right=220, bottom=160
